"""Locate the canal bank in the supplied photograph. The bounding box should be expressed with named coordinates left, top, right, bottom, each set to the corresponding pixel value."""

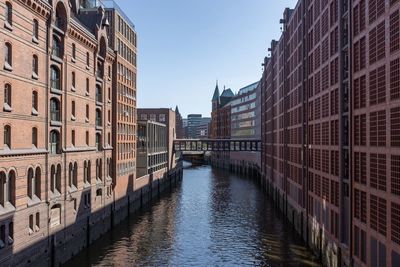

left=64, top=165, right=320, bottom=266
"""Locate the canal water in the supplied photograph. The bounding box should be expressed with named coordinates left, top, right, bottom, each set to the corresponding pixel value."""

left=65, top=165, right=320, bottom=267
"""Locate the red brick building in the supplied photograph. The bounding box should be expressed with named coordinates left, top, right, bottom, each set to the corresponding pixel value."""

left=0, top=0, right=117, bottom=265
left=261, top=1, right=400, bottom=266
left=210, top=83, right=233, bottom=168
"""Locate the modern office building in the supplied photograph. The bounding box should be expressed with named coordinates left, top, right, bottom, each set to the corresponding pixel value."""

left=137, top=120, right=168, bottom=178
left=137, top=108, right=177, bottom=170
left=261, top=1, right=400, bottom=266
left=104, top=0, right=137, bottom=208
left=230, top=81, right=261, bottom=168
left=0, top=0, right=115, bottom=265
left=187, top=114, right=201, bottom=138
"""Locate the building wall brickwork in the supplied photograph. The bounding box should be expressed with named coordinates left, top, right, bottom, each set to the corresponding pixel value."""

left=261, top=1, right=400, bottom=266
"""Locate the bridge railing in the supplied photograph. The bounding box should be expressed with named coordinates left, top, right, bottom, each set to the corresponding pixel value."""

left=173, top=139, right=261, bottom=152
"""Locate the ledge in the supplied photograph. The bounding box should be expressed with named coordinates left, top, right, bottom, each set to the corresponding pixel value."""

left=71, top=86, right=76, bottom=92
left=3, top=62, right=12, bottom=72
left=3, top=104, right=12, bottom=112
left=85, top=91, right=90, bottom=97
left=50, top=88, right=62, bottom=95
left=32, top=72, right=39, bottom=80
left=31, top=108, right=38, bottom=116
left=51, top=55, right=63, bottom=64
left=4, top=21, right=12, bottom=31
left=71, top=57, right=76, bottom=63
left=53, top=26, right=64, bottom=36
left=32, top=36, right=39, bottom=44
left=64, top=146, right=96, bottom=153
left=0, top=203, right=15, bottom=216
left=103, top=145, right=113, bottom=151
left=50, top=120, right=62, bottom=127
left=0, top=148, right=47, bottom=157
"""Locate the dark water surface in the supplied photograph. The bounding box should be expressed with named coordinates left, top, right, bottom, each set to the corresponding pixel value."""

left=65, top=166, right=320, bottom=267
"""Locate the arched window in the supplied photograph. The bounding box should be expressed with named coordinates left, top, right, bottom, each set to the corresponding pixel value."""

left=32, top=55, right=38, bottom=75
left=7, top=170, right=15, bottom=206
left=4, top=125, right=11, bottom=149
left=85, top=131, right=89, bottom=146
left=50, top=66, right=60, bottom=90
left=50, top=164, right=62, bottom=194
left=33, top=19, right=39, bottom=40
left=0, top=172, right=6, bottom=206
left=71, top=100, right=76, bottom=117
left=96, top=60, right=103, bottom=78
left=50, top=98, right=60, bottom=122
left=27, top=168, right=34, bottom=199
left=86, top=78, right=90, bottom=94
left=73, top=162, right=78, bottom=187
left=86, top=104, right=89, bottom=120
left=96, top=109, right=102, bottom=127
left=97, top=159, right=101, bottom=180
left=72, top=43, right=76, bottom=60
left=5, top=2, right=12, bottom=26
left=96, top=85, right=102, bottom=102
left=35, top=167, right=41, bottom=199
left=32, top=91, right=38, bottom=112
left=4, top=42, right=12, bottom=67
left=86, top=52, right=90, bottom=67
left=4, top=83, right=11, bottom=108
left=49, top=130, right=60, bottom=154
left=87, top=161, right=91, bottom=183
left=52, top=36, right=62, bottom=58
left=71, top=71, right=76, bottom=88
left=55, top=3, right=66, bottom=31
left=32, top=127, right=38, bottom=147
left=96, top=133, right=101, bottom=151
left=84, top=160, right=91, bottom=184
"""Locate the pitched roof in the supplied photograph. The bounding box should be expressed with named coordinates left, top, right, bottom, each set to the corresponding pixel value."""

left=221, top=88, right=234, bottom=97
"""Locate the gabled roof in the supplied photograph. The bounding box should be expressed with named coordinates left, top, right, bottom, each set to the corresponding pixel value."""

left=221, top=88, right=234, bottom=98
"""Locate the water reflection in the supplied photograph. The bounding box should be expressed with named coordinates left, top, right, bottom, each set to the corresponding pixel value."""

left=64, top=166, right=320, bottom=267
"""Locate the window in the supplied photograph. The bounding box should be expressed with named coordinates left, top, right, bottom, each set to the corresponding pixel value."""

left=96, top=133, right=101, bottom=151
left=32, top=91, right=38, bottom=113
left=0, top=170, right=15, bottom=206
left=50, top=66, right=60, bottom=90
left=4, top=125, right=11, bottom=149
left=29, top=214, right=34, bottom=234
left=96, top=109, right=102, bottom=127
left=52, top=36, right=62, bottom=58
left=32, top=55, right=38, bottom=77
left=49, top=131, right=60, bottom=154
left=86, top=52, right=90, bottom=67
left=33, top=19, right=39, bottom=41
left=86, top=104, right=89, bottom=121
left=4, top=84, right=11, bottom=109
left=71, top=43, right=76, bottom=60
left=5, top=2, right=12, bottom=26
left=70, top=72, right=76, bottom=90
left=71, top=100, right=75, bottom=119
left=35, top=213, right=40, bottom=231
left=50, top=165, right=61, bottom=193
left=71, top=130, right=75, bottom=146
left=27, top=168, right=39, bottom=199
left=84, top=161, right=91, bottom=184
left=32, top=127, right=37, bottom=147
left=50, top=98, right=60, bottom=121
left=96, top=85, right=102, bottom=103
left=86, top=131, right=89, bottom=146
left=68, top=162, right=77, bottom=188
left=96, top=159, right=102, bottom=181
left=108, top=87, right=111, bottom=101
left=4, top=42, right=12, bottom=69
left=86, top=78, right=89, bottom=94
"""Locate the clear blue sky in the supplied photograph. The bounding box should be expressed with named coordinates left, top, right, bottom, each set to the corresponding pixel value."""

left=114, top=0, right=297, bottom=118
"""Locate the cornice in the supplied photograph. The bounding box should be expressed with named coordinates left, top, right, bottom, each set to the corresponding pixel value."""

left=17, top=0, right=52, bottom=19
